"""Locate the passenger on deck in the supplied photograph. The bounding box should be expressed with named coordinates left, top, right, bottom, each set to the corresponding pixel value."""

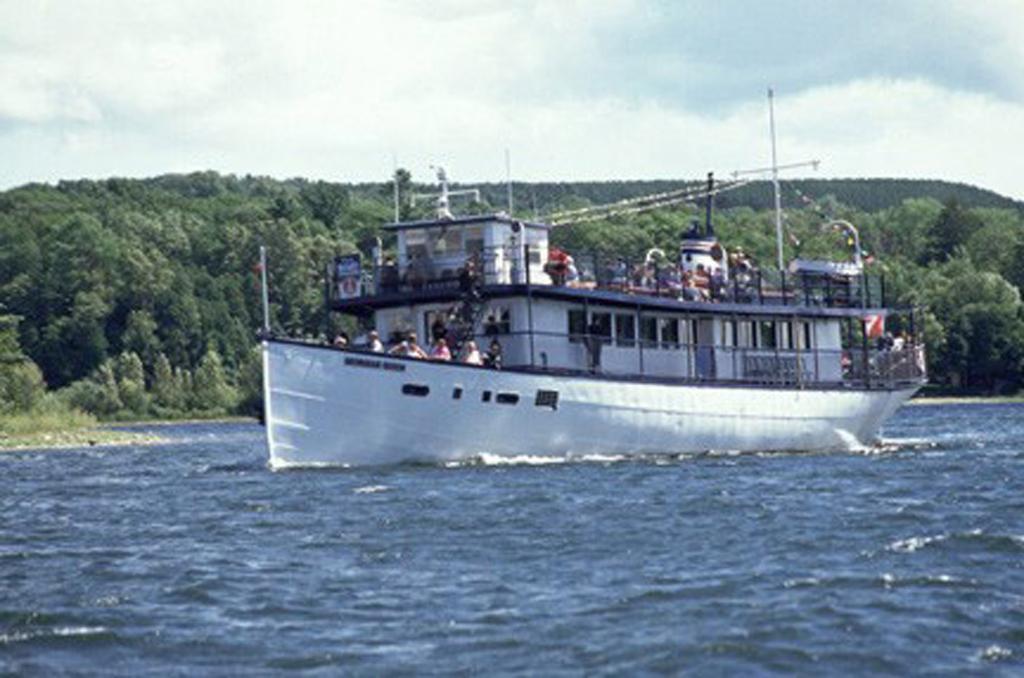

left=367, top=330, right=384, bottom=353
left=332, top=333, right=349, bottom=349
left=682, top=271, right=703, bottom=302
left=379, top=257, right=399, bottom=293
left=429, top=337, right=452, bottom=361
left=461, top=340, right=483, bottom=365
left=430, top=317, right=448, bottom=343
left=389, top=332, right=428, bottom=359
left=544, top=247, right=570, bottom=285
left=485, top=338, right=503, bottom=369
left=565, top=256, right=579, bottom=284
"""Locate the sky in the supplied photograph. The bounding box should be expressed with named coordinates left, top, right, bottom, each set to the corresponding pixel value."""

left=2, top=0, right=1024, bottom=198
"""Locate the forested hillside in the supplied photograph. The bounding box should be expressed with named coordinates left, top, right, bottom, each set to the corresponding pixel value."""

left=2, top=171, right=1023, bottom=425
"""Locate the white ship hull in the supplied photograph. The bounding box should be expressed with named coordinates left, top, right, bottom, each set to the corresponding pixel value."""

left=263, top=340, right=917, bottom=468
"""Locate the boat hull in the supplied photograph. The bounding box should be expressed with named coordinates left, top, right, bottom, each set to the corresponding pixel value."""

left=263, top=340, right=918, bottom=468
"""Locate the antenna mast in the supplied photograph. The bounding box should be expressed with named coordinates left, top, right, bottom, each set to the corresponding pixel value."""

left=505, top=148, right=514, bottom=216
left=769, top=88, right=783, bottom=271
left=411, top=166, right=481, bottom=219
left=732, top=88, right=820, bottom=271
left=392, top=154, right=400, bottom=222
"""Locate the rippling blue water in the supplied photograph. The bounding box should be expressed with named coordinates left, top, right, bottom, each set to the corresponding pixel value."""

left=2, top=404, right=1023, bottom=675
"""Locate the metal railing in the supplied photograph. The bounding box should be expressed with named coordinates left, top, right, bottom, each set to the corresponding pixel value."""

left=328, top=324, right=926, bottom=390
left=332, top=245, right=887, bottom=310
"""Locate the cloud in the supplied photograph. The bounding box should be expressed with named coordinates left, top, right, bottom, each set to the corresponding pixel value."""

left=0, top=1, right=1022, bottom=199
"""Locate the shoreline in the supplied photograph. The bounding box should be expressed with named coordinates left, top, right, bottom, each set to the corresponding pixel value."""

left=0, top=428, right=167, bottom=452
left=0, top=416, right=257, bottom=452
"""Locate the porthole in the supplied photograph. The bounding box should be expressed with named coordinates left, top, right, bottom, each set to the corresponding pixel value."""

left=482, top=390, right=492, bottom=403
left=535, top=390, right=559, bottom=410
left=401, top=383, right=430, bottom=397
left=496, top=392, right=519, bottom=405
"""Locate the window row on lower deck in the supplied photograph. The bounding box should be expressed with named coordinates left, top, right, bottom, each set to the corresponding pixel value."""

left=567, top=309, right=815, bottom=351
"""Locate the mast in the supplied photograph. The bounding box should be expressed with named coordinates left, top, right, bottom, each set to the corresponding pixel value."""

left=392, top=154, right=400, bottom=222
left=259, top=245, right=270, bottom=337
left=505, top=148, right=514, bottom=216
left=769, top=88, right=784, bottom=271
left=731, top=88, right=821, bottom=271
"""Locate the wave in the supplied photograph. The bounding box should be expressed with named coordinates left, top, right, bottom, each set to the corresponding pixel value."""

left=887, top=529, right=1024, bottom=554
left=0, top=625, right=110, bottom=645
left=353, top=485, right=390, bottom=494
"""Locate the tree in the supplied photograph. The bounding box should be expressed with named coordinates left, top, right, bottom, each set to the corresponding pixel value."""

left=0, top=315, right=45, bottom=414
left=115, top=351, right=149, bottom=414
left=191, top=349, right=237, bottom=412
left=922, top=199, right=983, bottom=264
left=152, top=352, right=184, bottom=411
left=121, top=310, right=161, bottom=369
left=913, top=257, right=1024, bottom=391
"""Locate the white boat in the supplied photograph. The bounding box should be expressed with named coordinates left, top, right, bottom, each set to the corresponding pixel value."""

left=261, top=176, right=926, bottom=468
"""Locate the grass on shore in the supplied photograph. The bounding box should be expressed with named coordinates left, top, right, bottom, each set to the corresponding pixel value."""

left=0, top=403, right=163, bottom=451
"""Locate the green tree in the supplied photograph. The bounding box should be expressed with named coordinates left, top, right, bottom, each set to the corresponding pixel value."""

left=191, top=349, right=237, bottom=412
left=115, top=351, right=149, bottom=414
left=0, top=315, right=45, bottom=414
left=121, top=310, right=161, bottom=369
left=923, top=200, right=983, bottom=264
left=152, top=352, right=184, bottom=411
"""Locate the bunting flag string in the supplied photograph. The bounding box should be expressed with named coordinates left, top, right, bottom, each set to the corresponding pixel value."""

left=547, top=178, right=752, bottom=227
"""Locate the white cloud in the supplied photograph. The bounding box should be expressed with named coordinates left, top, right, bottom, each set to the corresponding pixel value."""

left=0, top=1, right=1022, bottom=199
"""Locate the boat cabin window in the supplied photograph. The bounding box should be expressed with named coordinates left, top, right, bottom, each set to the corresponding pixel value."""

left=615, top=314, right=635, bottom=347
left=535, top=390, right=559, bottom=410
left=526, top=229, right=546, bottom=265
left=465, top=226, right=484, bottom=256
left=741, top=319, right=757, bottom=348
left=722, top=319, right=737, bottom=347
left=496, top=392, right=519, bottom=405
left=484, top=306, right=512, bottom=335
left=640, top=316, right=658, bottom=348
left=759, top=320, right=778, bottom=349
left=591, top=312, right=612, bottom=344
left=405, top=229, right=429, bottom=261
left=660, top=318, right=680, bottom=349
left=568, top=309, right=587, bottom=342
left=402, top=384, right=430, bottom=397
left=800, top=321, right=813, bottom=350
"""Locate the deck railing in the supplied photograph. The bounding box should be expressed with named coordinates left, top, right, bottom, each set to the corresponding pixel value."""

left=334, top=245, right=886, bottom=310
left=316, top=325, right=926, bottom=391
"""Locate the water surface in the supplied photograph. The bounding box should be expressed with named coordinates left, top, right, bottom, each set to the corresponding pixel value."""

left=2, top=404, right=1022, bottom=674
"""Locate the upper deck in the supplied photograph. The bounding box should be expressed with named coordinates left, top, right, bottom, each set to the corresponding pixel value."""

left=331, top=212, right=893, bottom=318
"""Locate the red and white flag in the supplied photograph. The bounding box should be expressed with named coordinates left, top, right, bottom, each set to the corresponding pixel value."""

left=864, top=314, right=885, bottom=339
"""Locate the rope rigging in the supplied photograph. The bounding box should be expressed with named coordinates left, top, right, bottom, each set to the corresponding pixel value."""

left=545, top=178, right=753, bottom=227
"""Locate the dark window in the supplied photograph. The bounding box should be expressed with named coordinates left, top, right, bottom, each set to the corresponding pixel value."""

left=535, top=390, right=559, bottom=410
left=496, top=392, right=519, bottom=405
left=591, top=312, right=612, bottom=344
left=402, top=383, right=430, bottom=397
left=568, top=309, right=587, bottom=343
left=803, top=322, right=813, bottom=350
left=660, top=318, right=680, bottom=349
left=759, top=321, right=777, bottom=349
left=640, top=316, right=658, bottom=348
left=615, top=313, right=635, bottom=347
left=484, top=306, right=512, bottom=335
left=482, top=390, right=492, bottom=403
left=722, top=320, right=736, bottom=347
left=452, top=387, right=463, bottom=400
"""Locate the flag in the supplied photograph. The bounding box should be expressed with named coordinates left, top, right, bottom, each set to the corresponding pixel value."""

left=864, top=314, right=885, bottom=339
